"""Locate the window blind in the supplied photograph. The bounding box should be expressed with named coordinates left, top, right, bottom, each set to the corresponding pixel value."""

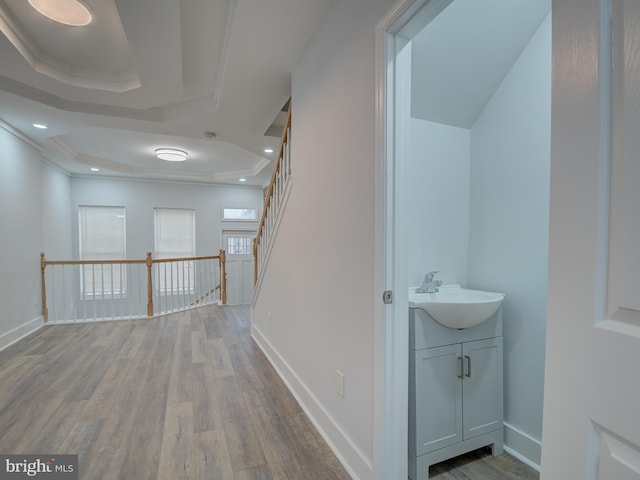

left=78, top=205, right=126, bottom=296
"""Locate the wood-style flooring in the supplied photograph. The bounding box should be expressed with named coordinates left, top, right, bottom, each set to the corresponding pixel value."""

left=430, top=446, right=539, bottom=479
left=0, top=304, right=539, bottom=479
left=0, top=305, right=349, bottom=479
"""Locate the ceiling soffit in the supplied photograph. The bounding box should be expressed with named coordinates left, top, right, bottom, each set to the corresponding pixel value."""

left=0, top=0, right=139, bottom=92
left=0, top=0, right=334, bottom=187
left=0, top=0, right=233, bottom=114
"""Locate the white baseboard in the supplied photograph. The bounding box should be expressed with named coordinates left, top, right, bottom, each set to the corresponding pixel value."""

left=251, top=321, right=542, bottom=477
left=504, top=422, right=542, bottom=471
left=0, top=316, right=45, bottom=352
left=251, top=323, right=373, bottom=480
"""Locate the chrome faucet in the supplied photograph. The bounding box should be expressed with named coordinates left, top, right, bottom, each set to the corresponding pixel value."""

left=416, top=271, right=442, bottom=293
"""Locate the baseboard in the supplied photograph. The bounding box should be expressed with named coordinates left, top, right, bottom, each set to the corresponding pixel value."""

left=251, top=323, right=373, bottom=480
left=251, top=321, right=542, bottom=477
left=504, top=422, right=542, bottom=471
left=0, top=316, right=45, bottom=352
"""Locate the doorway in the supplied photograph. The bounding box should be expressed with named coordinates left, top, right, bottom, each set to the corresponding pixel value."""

left=221, top=229, right=255, bottom=305
left=377, top=0, right=551, bottom=476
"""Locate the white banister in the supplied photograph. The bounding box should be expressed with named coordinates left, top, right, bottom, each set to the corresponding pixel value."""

left=40, top=251, right=227, bottom=323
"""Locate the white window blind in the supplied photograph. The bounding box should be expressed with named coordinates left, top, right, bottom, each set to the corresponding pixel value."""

left=78, top=205, right=126, bottom=296
left=154, top=208, right=196, bottom=293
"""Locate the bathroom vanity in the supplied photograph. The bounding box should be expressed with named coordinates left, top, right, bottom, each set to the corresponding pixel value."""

left=408, top=302, right=504, bottom=480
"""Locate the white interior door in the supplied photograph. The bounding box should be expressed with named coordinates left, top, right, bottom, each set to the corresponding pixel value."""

left=221, top=229, right=255, bottom=305
left=541, top=0, right=640, bottom=477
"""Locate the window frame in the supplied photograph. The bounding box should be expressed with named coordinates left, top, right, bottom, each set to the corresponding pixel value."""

left=221, top=206, right=259, bottom=222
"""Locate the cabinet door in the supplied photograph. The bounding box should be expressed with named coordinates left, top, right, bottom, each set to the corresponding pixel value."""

left=462, top=337, right=503, bottom=440
left=413, top=344, right=463, bottom=456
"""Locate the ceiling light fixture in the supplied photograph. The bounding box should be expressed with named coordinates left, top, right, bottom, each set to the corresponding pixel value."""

left=238, top=178, right=247, bottom=182
left=90, top=167, right=100, bottom=172
left=264, top=148, right=274, bottom=154
left=28, top=0, right=93, bottom=27
left=155, top=148, right=188, bottom=162
left=33, top=123, right=48, bottom=129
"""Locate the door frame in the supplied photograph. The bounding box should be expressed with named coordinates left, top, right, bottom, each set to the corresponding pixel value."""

left=373, top=1, right=454, bottom=477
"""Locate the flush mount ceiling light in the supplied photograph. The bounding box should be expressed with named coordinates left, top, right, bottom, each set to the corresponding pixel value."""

left=28, top=0, right=93, bottom=26
left=263, top=148, right=274, bottom=154
left=33, top=123, right=48, bottom=129
left=155, top=148, right=188, bottom=162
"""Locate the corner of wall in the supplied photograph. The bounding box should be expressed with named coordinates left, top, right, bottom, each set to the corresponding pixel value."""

left=0, top=316, right=45, bottom=352
left=504, top=422, right=542, bottom=471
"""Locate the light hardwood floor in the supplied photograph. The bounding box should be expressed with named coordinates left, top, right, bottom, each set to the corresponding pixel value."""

left=0, top=305, right=349, bottom=479
left=429, top=446, right=539, bottom=479
left=0, top=304, right=539, bottom=479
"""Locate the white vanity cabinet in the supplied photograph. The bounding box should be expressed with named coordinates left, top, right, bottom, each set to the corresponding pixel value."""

left=409, top=307, right=504, bottom=480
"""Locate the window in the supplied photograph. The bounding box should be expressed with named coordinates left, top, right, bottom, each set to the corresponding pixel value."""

left=227, top=236, right=253, bottom=255
left=78, top=206, right=126, bottom=296
left=222, top=207, right=258, bottom=221
left=154, top=208, right=196, bottom=293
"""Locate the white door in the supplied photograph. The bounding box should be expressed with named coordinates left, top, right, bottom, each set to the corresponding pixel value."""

left=221, top=230, right=255, bottom=305
left=540, top=0, right=640, bottom=478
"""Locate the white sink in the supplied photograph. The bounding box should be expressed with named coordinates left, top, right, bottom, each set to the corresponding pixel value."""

left=409, top=284, right=505, bottom=329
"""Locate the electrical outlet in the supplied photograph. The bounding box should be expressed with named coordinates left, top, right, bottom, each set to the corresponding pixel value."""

left=335, top=370, right=344, bottom=398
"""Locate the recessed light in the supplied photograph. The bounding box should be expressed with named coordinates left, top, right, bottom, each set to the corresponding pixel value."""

left=264, top=148, right=274, bottom=154
left=155, top=148, right=188, bottom=162
left=90, top=167, right=100, bottom=172
left=238, top=178, right=247, bottom=182
left=33, top=123, right=48, bottom=129
left=28, top=0, right=92, bottom=26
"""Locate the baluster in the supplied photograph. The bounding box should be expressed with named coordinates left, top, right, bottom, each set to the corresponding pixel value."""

left=110, top=263, right=114, bottom=320
left=177, top=260, right=180, bottom=310
left=146, top=252, right=154, bottom=317
left=61, top=264, right=67, bottom=322
left=51, top=265, right=57, bottom=322
left=72, top=265, right=78, bottom=321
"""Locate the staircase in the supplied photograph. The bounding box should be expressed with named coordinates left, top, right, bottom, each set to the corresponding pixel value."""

left=253, top=103, right=292, bottom=296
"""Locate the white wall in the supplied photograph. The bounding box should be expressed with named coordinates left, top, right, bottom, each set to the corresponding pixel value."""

left=468, top=14, right=551, bottom=464
left=250, top=0, right=396, bottom=477
left=70, top=177, right=262, bottom=260
left=0, top=126, right=71, bottom=348
left=407, top=119, right=470, bottom=287
left=42, top=163, right=72, bottom=259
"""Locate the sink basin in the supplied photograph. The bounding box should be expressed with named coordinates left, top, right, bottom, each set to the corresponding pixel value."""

left=409, top=284, right=505, bottom=329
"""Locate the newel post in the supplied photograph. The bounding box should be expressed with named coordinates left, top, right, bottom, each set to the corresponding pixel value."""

left=40, top=252, right=48, bottom=323
left=253, top=238, right=258, bottom=286
left=219, top=249, right=227, bottom=305
left=146, top=251, right=154, bottom=316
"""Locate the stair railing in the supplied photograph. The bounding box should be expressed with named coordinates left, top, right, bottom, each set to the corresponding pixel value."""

left=40, top=250, right=226, bottom=323
left=253, top=103, right=292, bottom=287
